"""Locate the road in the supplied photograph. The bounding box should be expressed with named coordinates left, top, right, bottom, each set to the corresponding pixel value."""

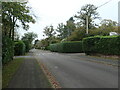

left=32, top=49, right=118, bottom=88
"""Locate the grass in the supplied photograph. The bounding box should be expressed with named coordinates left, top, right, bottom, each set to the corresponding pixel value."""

left=2, top=58, right=24, bottom=88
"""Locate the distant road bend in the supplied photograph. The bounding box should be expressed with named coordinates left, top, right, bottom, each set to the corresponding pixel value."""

left=32, top=49, right=118, bottom=88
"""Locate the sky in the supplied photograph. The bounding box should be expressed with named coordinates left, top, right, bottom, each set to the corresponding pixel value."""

left=18, top=0, right=120, bottom=40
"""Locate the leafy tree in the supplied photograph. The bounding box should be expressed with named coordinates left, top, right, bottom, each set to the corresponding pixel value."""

left=66, top=17, right=76, bottom=36
left=14, top=30, right=20, bottom=41
left=2, top=2, right=35, bottom=40
left=99, top=19, right=117, bottom=31
left=43, top=25, right=56, bottom=44
left=43, top=25, right=55, bottom=38
left=67, top=27, right=86, bottom=41
left=56, top=23, right=68, bottom=39
left=56, top=17, right=76, bottom=40
left=66, top=17, right=75, bottom=36
left=100, top=19, right=117, bottom=27
left=36, top=38, right=49, bottom=49
left=88, top=19, right=118, bottom=36
left=75, top=4, right=100, bottom=30
left=50, top=36, right=61, bottom=44
left=22, top=32, right=38, bottom=44
left=96, top=19, right=118, bottom=35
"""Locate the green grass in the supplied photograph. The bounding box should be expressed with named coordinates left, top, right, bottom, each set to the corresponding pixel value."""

left=2, top=58, right=24, bottom=88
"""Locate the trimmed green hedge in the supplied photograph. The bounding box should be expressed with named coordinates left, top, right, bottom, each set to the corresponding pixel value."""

left=49, top=41, right=83, bottom=53
left=2, top=36, right=14, bottom=64
left=83, top=35, right=120, bottom=55
left=14, top=41, right=26, bottom=56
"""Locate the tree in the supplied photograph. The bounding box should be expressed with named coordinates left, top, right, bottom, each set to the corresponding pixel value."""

left=75, top=4, right=100, bottom=30
left=2, top=2, right=35, bottom=40
left=66, top=17, right=76, bottom=36
left=98, top=19, right=118, bottom=35
left=43, top=25, right=56, bottom=44
left=34, top=39, right=39, bottom=45
left=56, top=17, right=76, bottom=40
left=35, top=38, right=49, bottom=49
left=43, top=25, right=55, bottom=38
left=22, top=32, right=38, bottom=44
left=100, top=19, right=117, bottom=29
left=56, top=23, right=68, bottom=39
left=67, top=27, right=86, bottom=41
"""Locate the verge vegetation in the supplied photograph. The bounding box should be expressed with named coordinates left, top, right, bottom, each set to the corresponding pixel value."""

left=2, top=58, right=24, bottom=88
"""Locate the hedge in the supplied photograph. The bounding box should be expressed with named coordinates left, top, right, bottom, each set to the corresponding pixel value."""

left=14, top=40, right=26, bottom=56
left=49, top=41, right=83, bottom=53
left=83, top=35, right=120, bottom=55
left=23, top=40, right=30, bottom=53
left=2, top=36, right=14, bottom=64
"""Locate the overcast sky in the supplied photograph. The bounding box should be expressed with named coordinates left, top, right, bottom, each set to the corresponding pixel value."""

left=18, top=0, right=119, bottom=40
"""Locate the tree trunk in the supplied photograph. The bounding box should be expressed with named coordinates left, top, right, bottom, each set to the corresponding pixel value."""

left=12, top=17, right=15, bottom=41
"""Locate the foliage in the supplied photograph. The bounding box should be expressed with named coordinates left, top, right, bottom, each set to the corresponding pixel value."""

left=98, top=19, right=118, bottom=34
left=22, top=32, right=38, bottom=44
left=49, top=41, right=83, bottom=53
left=2, top=58, right=24, bottom=88
left=67, top=19, right=118, bottom=41
left=67, top=27, right=86, bottom=41
left=34, top=37, right=61, bottom=49
left=23, top=40, right=31, bottom=52
left=56, top=23, right=68, bottom=39
left=2, top=2, right=36, bottom=40
left=100, top=19, right=117, bottom=28
left=43, top=25, right=56, bottom=44
left=35, top=38, right=49, bottom=49
left=2, top=36, right=14, bottom=64
left=65, top=17, right=76, bottom=36
left=82, top=36, right=101, bottom=55
left=83, top=36, right=120, bottom=55
left=75, top=4, right=100, bottom=29
left=14, top=40, right=26, bottom=56
left=118, top=26, right=120, bottom=33
left=43, top=25, right=55, bottom=38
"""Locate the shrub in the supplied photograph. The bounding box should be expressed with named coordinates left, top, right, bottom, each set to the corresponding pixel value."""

left=2, top=36, right=14, bottom=64
left=44, top=46, right=50, bottom=50
left=23, top=40, right=30, bottom=52
left=14, top=41, right=26, bottom=56
left=82, top=36, right=101, bottom=55
left=49, top=41, right=83, bottom=53
left=83, top=35, right=120, bottom=55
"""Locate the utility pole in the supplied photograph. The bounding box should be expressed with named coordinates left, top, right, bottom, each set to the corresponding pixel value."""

left=85, top=0, right=112, bottom=34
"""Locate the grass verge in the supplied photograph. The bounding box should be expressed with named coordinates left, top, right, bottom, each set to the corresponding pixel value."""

left=2, top=58, right=24, bottom=88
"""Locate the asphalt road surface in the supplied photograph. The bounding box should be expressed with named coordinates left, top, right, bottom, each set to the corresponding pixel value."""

left=8, top=52, right=51, bottom=88
left=32, top=49, right=118, bottom=88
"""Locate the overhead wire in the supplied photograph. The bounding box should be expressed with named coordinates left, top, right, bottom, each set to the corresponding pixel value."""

left=97, top=0, right=113, bottom=8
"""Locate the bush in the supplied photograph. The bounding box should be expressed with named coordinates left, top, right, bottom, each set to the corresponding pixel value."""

left=83, top=35, right=120, bottom=55
left=14, top=41, right=26, bottom=56
left=23, top=40, right=30, bottom=52
left=82, top=36, right=101, bottom=55
left=2, top=36, right=14, bottom=64
left=49, top=41, right=83, bottom=53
